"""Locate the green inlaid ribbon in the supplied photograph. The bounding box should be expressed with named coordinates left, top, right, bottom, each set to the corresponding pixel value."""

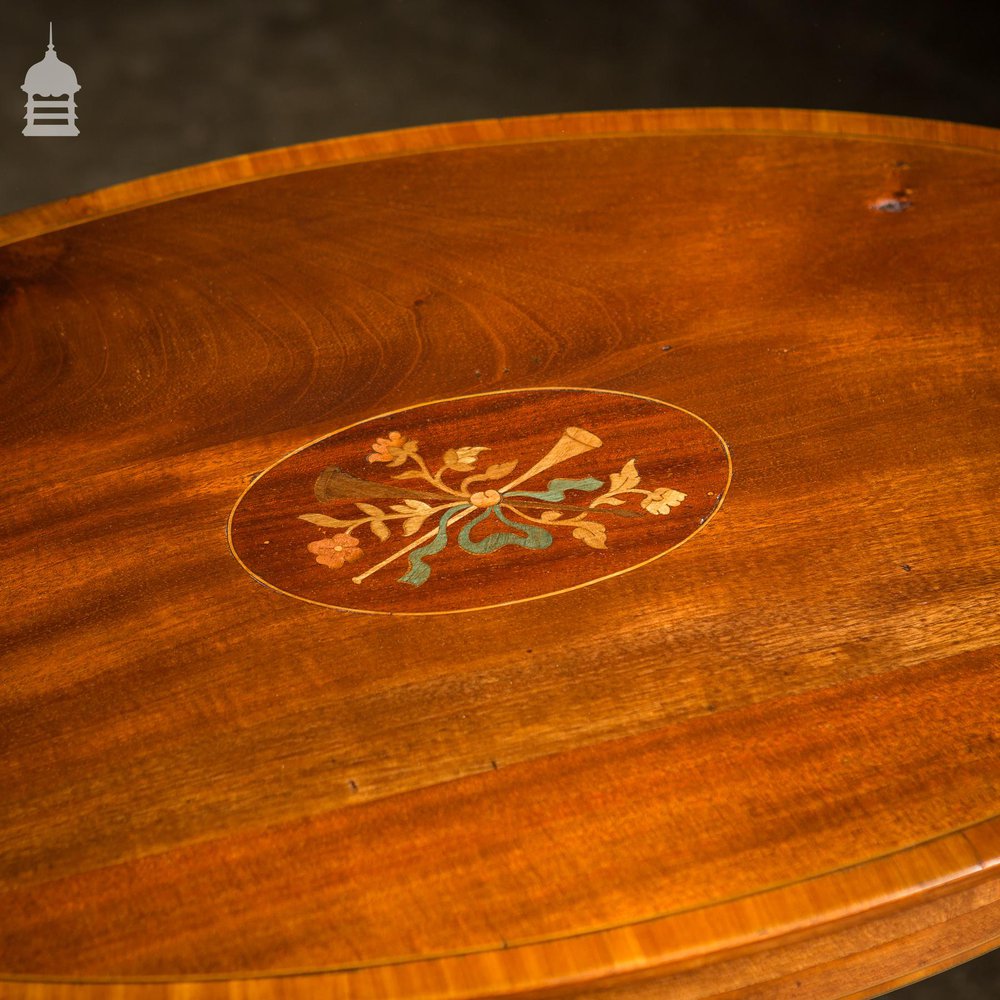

left=506, top=476, right=604, bottom=502
left=400, top=504, right=470, bottom=587
left=457, top=505, right=553, bottom=555
left=399, top=477, right=605, bottom=587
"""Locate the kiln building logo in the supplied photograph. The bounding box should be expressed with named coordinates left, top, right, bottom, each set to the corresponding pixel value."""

left=21, top=23, right=80, bottom=136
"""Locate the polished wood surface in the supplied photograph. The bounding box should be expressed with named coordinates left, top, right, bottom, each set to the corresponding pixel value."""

left=0, top=109, right=997, bottom=998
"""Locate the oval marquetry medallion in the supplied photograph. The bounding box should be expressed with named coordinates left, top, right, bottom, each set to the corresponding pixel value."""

left=228, top=387, right=731, bottom=614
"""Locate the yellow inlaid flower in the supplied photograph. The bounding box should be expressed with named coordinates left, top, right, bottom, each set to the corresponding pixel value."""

left=469, top=489, right=502, bottom=508
left=443, top=445, right=489, bottom=471
left=641, top=487, right=686, bottom=515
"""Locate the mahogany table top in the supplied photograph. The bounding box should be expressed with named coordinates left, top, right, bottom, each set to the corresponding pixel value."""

left=1, top=108, right=998, bottom=999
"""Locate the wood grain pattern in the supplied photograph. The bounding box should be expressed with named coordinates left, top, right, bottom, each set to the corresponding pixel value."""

left=0, top=108, right=998, bottom=998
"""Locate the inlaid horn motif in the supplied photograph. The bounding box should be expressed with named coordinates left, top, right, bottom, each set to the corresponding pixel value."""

left=298, top=425, right=687, bottom=588
left=228, top=387, right=731, bottom=615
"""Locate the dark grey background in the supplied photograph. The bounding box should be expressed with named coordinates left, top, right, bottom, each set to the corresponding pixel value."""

left=2, top=0, right=998, bottom=215
left=2, top=1, right=997, bottom=995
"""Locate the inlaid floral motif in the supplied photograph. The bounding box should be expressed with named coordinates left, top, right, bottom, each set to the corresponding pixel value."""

left=307, top=535, right=362, bottom=569
left=298, top=426, right=687, bottom=588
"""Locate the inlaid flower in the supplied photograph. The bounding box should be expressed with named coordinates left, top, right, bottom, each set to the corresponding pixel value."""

left=641, top=487, right=687, bottom=515
left=443, top=445, right=489, bottom=471
left=469, top=489, right=502, bottom=508
left=368, top=432, right=419, bottom=466
left=296, top=421, right=696, bottom=589
left=308, top=534, right=363, bottom=568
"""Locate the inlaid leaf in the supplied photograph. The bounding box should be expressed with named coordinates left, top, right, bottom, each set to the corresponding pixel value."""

left=607, top=459, right=640, bottom=494
left=391, top=470, right=426, bottom=480
left=370, top=519, right=391, bottom=541
left=481, top=460, right=518, bottom=480
left=591, top=495, right=626, bottom=507
left=356, top=503, right=385, bottom=517
left=572, top=521, right=608, bottom=549
left=403, top=514, right=430, bottom=536
left=298, top=513, right=356, bottom=528
left=539, top=510, right=562, bottom=522
left=390, top=499, right=432, bottom=515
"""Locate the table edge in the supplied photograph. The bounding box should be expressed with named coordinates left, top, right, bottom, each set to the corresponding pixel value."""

left=2, top=813, right=997, bottom=996
left=1, top=107, right=998, bottom=249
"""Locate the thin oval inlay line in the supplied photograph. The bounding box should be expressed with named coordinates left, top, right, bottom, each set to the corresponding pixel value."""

left=228, top=388, right=732, bottom=615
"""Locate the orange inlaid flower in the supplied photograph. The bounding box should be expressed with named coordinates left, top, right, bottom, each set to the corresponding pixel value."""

left=367, top=431, right=419, bottom=467
left=308, top=534, right=363, bottom=569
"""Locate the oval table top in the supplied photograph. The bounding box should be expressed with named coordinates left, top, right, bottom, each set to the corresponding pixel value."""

left=1, top=109, right=998, bottom=1000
